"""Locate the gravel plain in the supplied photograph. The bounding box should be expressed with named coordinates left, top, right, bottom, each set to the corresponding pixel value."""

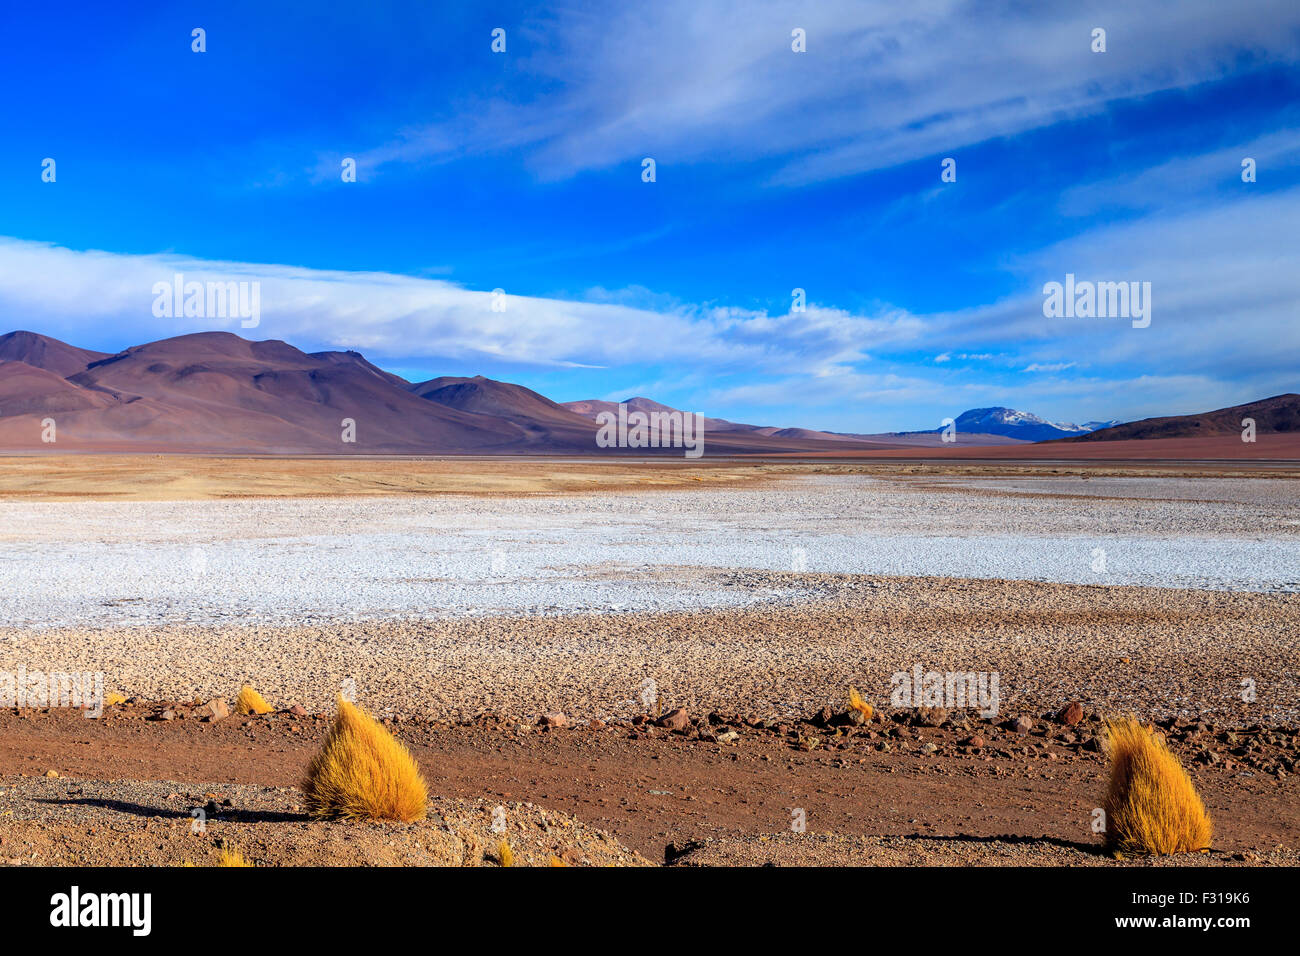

left=4, top=470, right=1298, bottom=868
left=4, top=572, right=1297, bottom=724
left=1, top=474, right=1298, bottom=629
left=2, top=473, right=1297, bottom=723
left=0, top=776, right=648, bottom=867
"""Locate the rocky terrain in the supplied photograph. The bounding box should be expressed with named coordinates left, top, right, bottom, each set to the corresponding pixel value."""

left=2, top=698, right=1294, bottom=866
left=0, top=776, right=648, bottom=867
left=2, top=463, right=1296, bottom=867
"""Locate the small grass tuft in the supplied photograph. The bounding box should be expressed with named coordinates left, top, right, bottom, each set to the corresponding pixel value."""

left=302, top=696, right=428, bottom=821
left=104, top=691, right=127, bottom=708
left=236, top=685, right=274, bottom=715
left=848, top=686, right=873, bottom=721
left=1102, top=717, right=1212, bottom=855
left=498, top=839, right=514, bottom=867
left=215, top=847, right=253, bottom=867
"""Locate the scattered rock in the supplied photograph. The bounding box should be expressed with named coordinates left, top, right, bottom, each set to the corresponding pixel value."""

left=716, top=731, right=739, bottom=744
left=918, top=707, right=948, bottom=727
left=587, top=718, right=607, bottom=731
left=197, top=698, right=230, bottom=723
left=1010, top=716, right=1034, bottom=734
left=537, top=712, right=567, bottom=729
left=288, top=703, right=308, bottom=717
left=656, top=708, right=691, bottom=732
left=1059, top=702, right=1085, bottom=725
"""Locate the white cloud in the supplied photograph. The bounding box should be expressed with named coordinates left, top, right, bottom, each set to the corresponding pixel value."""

left=0, top=237, right=919, bottom=377
left=1024, top=362, right=1077, bottom=372
left=1, top=171, right=1295, bottom=432
left=343, top=1, right=1300, bottom=185
left=1057, top=129, right=1300, bottom=217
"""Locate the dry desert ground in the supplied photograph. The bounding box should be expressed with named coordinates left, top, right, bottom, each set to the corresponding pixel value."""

left=1, top=456, right=1297, bottom=866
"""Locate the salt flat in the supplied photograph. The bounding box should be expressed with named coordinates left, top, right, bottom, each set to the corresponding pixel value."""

left=1, top=474, right=1297, bottom=629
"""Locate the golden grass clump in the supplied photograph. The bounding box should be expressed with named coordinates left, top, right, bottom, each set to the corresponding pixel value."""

left=236, top=685, right=274, bottom=715
left=302, top=696, right=428, bottom=821
left=848, top=686, right=873, bottom=721
left=498, top=839, right=514, bottom=867
left=215, top=847, right=253, bottom=867
left=104, top=691, right=127, bottom=708
left=548, top=855, right=569, bottom=867
left=1102, top=717, right=1212, bottom=855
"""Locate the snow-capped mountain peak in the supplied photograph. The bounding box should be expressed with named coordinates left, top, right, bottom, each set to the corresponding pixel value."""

left=943, top=407, right=1123, bottom=442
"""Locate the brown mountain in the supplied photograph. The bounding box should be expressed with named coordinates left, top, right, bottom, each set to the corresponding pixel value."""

left=57, top=331, right=537, bottom=453
left=309, top=349, right=413, bottom=391
left=0, top=331, right=108, bottom=377
left=0, top=360, right=117, bottom=416
left=565, top=397, right=805, bottom=436
left=1053, top=394, right=1300, bottom=442
left=561, top=396, right=1024, bottom=446
left=0, top=330, right=909, bottom=455
left=17, top=328, right=1260, bottom=457
left=414, top=376, right=592, bottom=428
left=407, top=375, right=611, bottom=451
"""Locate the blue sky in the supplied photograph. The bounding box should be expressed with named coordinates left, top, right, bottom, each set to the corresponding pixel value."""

left=1, top=1, right=1298, bottom=432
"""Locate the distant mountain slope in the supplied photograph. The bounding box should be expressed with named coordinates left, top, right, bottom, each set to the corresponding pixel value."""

left=415, top=375, right=592, bottom=427
left=563, top=397, right=768, bottom=434
left=6, top=328, right=1273, bottom=457
left=563, top=398, right=1116, bottom=446
left=0, top=360, right=117, bottom=416
left=58, top=331, right=528, bottom=453
left=940, top=407, right=1089, bottom=442
left=309, top=349, right=413, bottom=390
left=1055, top=394, right=1300, bottom=442
left=0, top=331, right=109, bottom=378
left=0, top=330, right=900, bottom=455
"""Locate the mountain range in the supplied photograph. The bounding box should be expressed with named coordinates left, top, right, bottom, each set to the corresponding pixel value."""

left=1052, top=393, right=1299, bottom=442
left=0, top=331, right=899, bottom=454
left=0, top=330, right=1292, bottom=456
left=926, top=407, right=1124, bottom=443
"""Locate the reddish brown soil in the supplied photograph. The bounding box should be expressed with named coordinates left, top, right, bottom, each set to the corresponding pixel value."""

left=3, top=707, right=1294, bottom=863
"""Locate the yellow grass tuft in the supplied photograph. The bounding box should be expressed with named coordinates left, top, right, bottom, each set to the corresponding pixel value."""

left=301, top=696, right=428, bottom=821
left=104, top=691, right=127, bottom=708
left=236, top=685, right=274, bottom=715
left=498, top=839, right=514, bottom=867
left=215, top=847, right=253, bottom=867
left=847, top=686, right=873, bottom=721
left=1102, top=717, right=1212, bottom=855
left=548, top=855, right=569, bottom=867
